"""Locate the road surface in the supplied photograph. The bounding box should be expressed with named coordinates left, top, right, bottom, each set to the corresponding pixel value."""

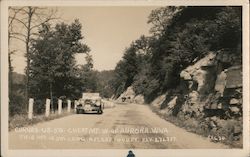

left=9, top=103, right=228, bottom=149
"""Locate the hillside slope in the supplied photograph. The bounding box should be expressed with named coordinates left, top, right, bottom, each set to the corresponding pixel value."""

left=117, top=50, right=242, bottom=147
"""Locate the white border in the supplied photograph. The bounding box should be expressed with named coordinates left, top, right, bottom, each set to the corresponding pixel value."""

left=1, top=0, right=249, bottom=157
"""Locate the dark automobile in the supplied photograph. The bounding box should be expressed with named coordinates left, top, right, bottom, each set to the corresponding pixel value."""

left=76, top=96, right=103, bottom=114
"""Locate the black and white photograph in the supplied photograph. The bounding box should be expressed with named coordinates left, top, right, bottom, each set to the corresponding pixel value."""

left=1, top=0, right=249, bottom=157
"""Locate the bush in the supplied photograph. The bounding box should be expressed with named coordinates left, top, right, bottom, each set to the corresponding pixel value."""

left=33, top=99, right=46, bottom=115
left=9, top=91, right=26, bottom=116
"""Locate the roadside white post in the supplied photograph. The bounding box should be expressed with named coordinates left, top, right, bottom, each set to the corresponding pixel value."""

left=45, top=99, right=50, bottom=117
left=67, top=100, right=71, bottom=113
left=74, top=100, right=78, bottom=111
left=58, top=99, right=62, bottom=115
left=28, top=98, right=34, bottom=119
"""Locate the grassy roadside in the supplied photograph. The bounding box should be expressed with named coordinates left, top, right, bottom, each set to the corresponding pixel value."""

left=9, top=110, right=74, bottom=131
left=9, top=102, right=116, bottom=131
left=149, top=105, right=242, bottom=148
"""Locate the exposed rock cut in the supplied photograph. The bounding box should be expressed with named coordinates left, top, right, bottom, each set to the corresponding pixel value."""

left=149, top=51, right=242, bottom=147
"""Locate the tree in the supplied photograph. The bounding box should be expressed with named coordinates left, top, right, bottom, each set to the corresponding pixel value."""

left=8, top=7, right=21, bottom=98
left=30, top=19, right=90, bottom=112
left=8, top=7, right=27, bottom=115
left=111, top=36, right=153, bottom=98
left=8, top=7, right=58, bottom=111
left=95, top=70, right=115, bottom=98
left=147, top=6, right=184, bottom=36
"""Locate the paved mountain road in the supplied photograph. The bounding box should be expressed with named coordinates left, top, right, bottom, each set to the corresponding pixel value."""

left=9, top=103, right=228, bottom=149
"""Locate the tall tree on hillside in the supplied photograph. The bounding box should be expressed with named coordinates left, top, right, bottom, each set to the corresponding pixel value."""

left=147, top=6, right=184, bottom=36
left=8, top=7, right=58, bottom=110
left=30, top=19, right=90, bottom=111
left=122, top=47, right=139, bottom=88
left=112, top=36, right=152, bottom=98
left=75, top=53, right=98, bottom=95
left=95, top=70, right=115, bottom=98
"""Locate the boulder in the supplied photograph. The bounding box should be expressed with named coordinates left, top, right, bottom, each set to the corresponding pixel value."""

left=235, top=88, right=242, bottom=94
left=188, top=91, right=199, bottom=104
left=239, top=98, right=243, bottom=105
left=229, top=98, right=240, bottom=105
left=233, top=125, right=242, bottom=134
left=210, top=103, right=218, bottom=109
left=217, top=103, right=222, bottom=109
left=184, top=52, right=216, bottom=74
left=225, top=66, right=242, bottom=89
left=229, top=106, right=240, bottom=113
left=214, top=71, right=227, bottom=95
left=180, top=70, right=192, bottom=80
left=180, top=52, right=216, bottom=94
left=167, top=96, right=178, bottom=109
left=192, top=70, right=207, bottom=92
left=134, top=94, right=145, bottom=104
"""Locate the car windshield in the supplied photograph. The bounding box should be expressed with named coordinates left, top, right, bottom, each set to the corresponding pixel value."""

left=84, top=99, right=92, bottom=104
left=84, top=99, right=100, bottom=104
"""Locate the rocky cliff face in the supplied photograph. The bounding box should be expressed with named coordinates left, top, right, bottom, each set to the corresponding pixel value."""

left=177, top=52, right=242, bottom=118
left=151, top=51, right=243, bottom=147
left=117, top=50, right=242, bottom=147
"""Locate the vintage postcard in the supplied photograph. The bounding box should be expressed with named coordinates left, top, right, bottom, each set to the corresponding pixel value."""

left=1, top=0, right=249, bottom=157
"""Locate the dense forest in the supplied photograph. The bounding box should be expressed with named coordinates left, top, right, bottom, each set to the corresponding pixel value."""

left=111, top=6, right=242, bottom=103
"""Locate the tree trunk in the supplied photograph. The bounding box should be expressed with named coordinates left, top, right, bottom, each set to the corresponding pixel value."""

left=25, top=7, right=33, bottom=112
left=8, top=32, right=13, bottom=98
left=8, top=52, right=13, bottom=98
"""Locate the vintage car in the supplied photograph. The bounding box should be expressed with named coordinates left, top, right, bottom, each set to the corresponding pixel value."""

left=76, top=93, right=103, bottom=114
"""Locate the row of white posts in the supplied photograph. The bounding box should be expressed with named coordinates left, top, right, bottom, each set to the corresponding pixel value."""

left=28, top=98, right=78, bottom=119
